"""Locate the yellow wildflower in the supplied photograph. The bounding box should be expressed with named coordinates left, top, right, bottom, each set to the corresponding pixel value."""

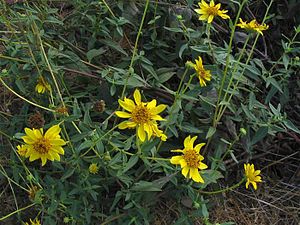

left=21, top=125, right=66, bottom=166
left=17, top=144, right=28, bottom=156
left=188, top=56, right=212, bottom=87
left=237, top=18, right=269, bottom=35
left=244, top=163, right=262, bottom=190
left=35, top=76, right=51, bottom=94
left=89, top=163, right=99, bottom=174
left=170, top=136, right=208, bottom=183
left=25, top=218, right=41, bottom=225
left=115, top=89, right=167, bottom=142
left=195, top=0, right=230, bottom=23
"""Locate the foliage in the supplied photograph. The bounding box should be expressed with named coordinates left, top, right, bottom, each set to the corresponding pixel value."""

left=0, top=0, right=299, bottom=224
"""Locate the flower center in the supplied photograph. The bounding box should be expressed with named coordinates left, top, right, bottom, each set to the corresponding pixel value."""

left=131, top=105, right=151, bottom=124
left=33, top=138, right=51, bottom=154
left=206, top=6, right=219, bottom=16
left=183, top=149, right=200, bottom=168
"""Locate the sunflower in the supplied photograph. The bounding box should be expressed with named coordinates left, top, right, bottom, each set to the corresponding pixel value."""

left=188, top=56, right=212, bottom=87
left=170, top=136, right=208, bottom=183
left=195, top=0, right=230, bottom=23
left=35, top=76, right=51, bottom=94
left=244, top=163, right=262, bottom=190
left=237, top=18, right=269, bottom=35
left=21, top=125, right=66, bottom=166
left=115, top=89, right=167, bottom=142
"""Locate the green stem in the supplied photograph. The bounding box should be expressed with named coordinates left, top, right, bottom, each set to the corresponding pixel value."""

left=0, top=77, right=55, bottom=112
left=217, top=0, right=274, bottom=121
left=198, top=178, right=246, bottom=195
left=0, top=203, right=35, bottom=221
left=212, top=0, right=248, bottom=127
left=206, top=23, right=216, bottom=63
left=119, top=0, right=150, bottom=101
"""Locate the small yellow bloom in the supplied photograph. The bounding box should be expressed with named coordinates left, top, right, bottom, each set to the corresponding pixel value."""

left=195, top=0, right=230, bottom=23
left=170, top=136, right=208, bottom=183
left=25, top=218, right=41, bottom=225
left=35, top=76, right=51, bottom=94
left=21, top=125, right=66, bottom=166
left=17, top=144, right=28, bottom=156
left=237, top=18, right=269, bottom=35
left=188, top=56, right=212, bottom=87
left=244, top=163, right=262, bottom=190
left=115, top=89, right=167, bottom=142
left=89, top=163, right=99, bottom=174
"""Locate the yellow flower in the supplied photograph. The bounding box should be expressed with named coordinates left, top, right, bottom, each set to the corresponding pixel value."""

left=170, top=136, right=208, bottom=183
left=21, top=125, right=66, bottom=166
left=25, top=218, right=41, bottom=225
left=115, top=89, right=167, bottom=142
left=237, top=18, right=269, bottom=35
left=189, top=56, right=212, bottom=87
left=89, top=163, right=99, bottom=174
left=35, top=76, right=51, bottom=94
left=17, top=144, right=28, bottom=156
left=244, top=163, right=262, bottom=190
left=195, top=0, right=230, bottom=23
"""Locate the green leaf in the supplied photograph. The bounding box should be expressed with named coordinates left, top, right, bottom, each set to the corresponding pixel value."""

left=86, top=48, right=106, bottom=62
left=131, top=181, right=162, bottom=192
left=283, top=120, right=300, bottom=134
left=251, top=126, right=268, bottom=145
left=206, top=127, right=216, bottom=139
left=123, top=155, right=139, bottom=173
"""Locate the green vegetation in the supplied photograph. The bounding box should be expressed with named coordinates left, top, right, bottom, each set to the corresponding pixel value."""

left=0, top=0, right=299, bottom=224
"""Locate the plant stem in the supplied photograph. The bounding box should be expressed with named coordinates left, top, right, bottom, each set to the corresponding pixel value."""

left=198, top=178, right=246, bottom=195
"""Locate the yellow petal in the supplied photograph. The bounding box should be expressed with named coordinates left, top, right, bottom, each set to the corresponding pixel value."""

left=183, top=136, right=191, bottom=148
left=151, top=104, right=167, bottom=115
left=144, top=123, right=153, bottom=140
left=170, top=156, right=184, bottom=165
left=251, top=181, right=257, bottom=190
left=208, top=15, right=214, bottom=23
left=45, top=125, right=61, bottom=139
left=198, top=162, right=208, bottom=170
left=190, top=168, right=204, bottom=183
left=147, top=99, right=157, bottom=109
left=119, top=99, right=135, bottom=112
left=137, top=125, right=146, bottom=142
left=133, top=89, right=142, bottom=105
left=181, top=166, right=189, bottom=178
left=41, top=156, right=47, bottom=166
left=194, top=143, right=205, bottom=153
left=115, top=111, right=132, bottom=118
